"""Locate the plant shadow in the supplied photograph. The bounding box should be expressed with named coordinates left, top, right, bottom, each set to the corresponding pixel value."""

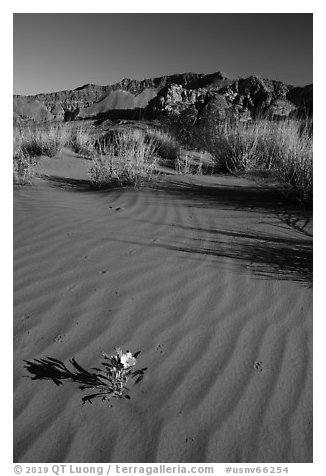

left=24, top=356, right=101, bottom=387
left=40, top=174, right=118, bottom=193
left=24, top=355, right=146, bottom=404
left=160, top=231, right=312, bottom=285
left=134, top=179, right=312, bottom=285
left=40, top=174, right=312, bottom=285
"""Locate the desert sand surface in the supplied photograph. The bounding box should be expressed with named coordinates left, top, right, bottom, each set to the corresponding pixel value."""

left=78, top=88, right=159, bottom=119
left=13, top=150, right=313, bottom=463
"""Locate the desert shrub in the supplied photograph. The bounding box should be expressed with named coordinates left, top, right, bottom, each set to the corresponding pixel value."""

left=13, top=151, right=37, bottom=185
left=202, top=120, right=277, bottom=173
left=14, top=122, right=70, bottom=159
left=175, top=151, right=204, bottom=175
left=13, top=122, right=72, bottom=184
left=89, top=128, right=159, bottom=187
left=70, top=126, right=97, bottom=156
left=201, top=118, right=313, bottom=202
left=163, top=106, right=199, bottom=147
left=144, top=127, right=181, bottom=163
left=275, top=121, right=313, bottom=202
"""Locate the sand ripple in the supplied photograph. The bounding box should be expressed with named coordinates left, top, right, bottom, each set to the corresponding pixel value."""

left=14, top=168, right=312, bottom=463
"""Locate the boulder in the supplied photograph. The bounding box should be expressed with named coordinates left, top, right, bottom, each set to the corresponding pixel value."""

left=51, top=103, right=65, bottom=121
left=266, top=98, right=297, bottom=118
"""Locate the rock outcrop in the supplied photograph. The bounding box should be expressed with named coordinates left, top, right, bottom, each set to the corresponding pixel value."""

left=13, top=96, right=54, bottom=122
left=286, top=84, right=313, bottom=116
left=146, top=75, right=312, bottom=123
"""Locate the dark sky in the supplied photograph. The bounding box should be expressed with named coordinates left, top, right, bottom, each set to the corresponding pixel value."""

left=13, top=13, right=313, bottom=95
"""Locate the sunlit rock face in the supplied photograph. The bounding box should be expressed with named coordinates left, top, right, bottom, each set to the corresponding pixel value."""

left=13, top=71, right=312, bottom=123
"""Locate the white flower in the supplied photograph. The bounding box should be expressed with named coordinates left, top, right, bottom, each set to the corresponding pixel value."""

left=120, top=352, right=137, bottom=369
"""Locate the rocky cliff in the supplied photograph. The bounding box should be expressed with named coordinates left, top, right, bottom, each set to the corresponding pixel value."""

left=13, top=71, right=312, bottom=124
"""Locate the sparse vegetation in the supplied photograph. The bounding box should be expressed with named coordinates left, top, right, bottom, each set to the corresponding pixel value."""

left=167, top=116, right=313, bottom=203
left=13, top=122, right=71, bottom=184
left=70, top=125, right=97, bottom=156
left=13, top=152, right=37, bottom=185
left=144, top=127, right=180, bottom=164
left=274, top=121, right=313, bottom=203
left=175, top=150, right=204, bottom=175
left=13, top=116, right=312, bottom=202
left=14, top=122, right=70, bottom=158
left=88, top=128, right=159, bottom=187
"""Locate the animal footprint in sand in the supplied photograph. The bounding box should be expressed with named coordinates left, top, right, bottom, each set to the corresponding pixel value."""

left=253, top=360, right=263, bottom=372
left=108, top=206, right=126, bottom=212
left=185, top=437, right=195, bottom=443
left=155, top=344, right=165, bottom=354
left=55, top=334, right=65, bottom=343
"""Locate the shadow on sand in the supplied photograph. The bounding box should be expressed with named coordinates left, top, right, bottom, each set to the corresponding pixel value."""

left=24, top=356, right=102, bottom=388
left=24, top=356, right=146, bottom=404
left=39, top=175, right=96, bottom=192
left=24, top=357, right=109, bottom=404
left=42, top=174, right=313, bottom=286
left=157, top=231, right=312, bottom=285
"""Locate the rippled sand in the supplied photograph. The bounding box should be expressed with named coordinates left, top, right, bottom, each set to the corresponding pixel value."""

left=14, top=153, right=312, bottom=463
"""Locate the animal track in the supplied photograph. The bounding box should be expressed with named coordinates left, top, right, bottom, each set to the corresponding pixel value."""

left=155, top=344, right=165, bottom=354
left=108, top=206, right=126, bottom=211
left=253, top=360, right=263, bottom=372
left=21, top=313, right=32, bottom=321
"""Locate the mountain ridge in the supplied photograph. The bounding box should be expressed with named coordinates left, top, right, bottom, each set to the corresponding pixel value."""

left=13, top=71, right=312, bottom=123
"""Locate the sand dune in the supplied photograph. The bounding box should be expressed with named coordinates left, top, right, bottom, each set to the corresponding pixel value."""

left=133, top=88, right=159, bottom=108
left=78, top=88, right=158, bottom=118
left=13, top=152, right=312, bottom=463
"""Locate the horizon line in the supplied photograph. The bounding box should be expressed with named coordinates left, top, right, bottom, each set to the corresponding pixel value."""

left=13, top=70, right=313, bottom=97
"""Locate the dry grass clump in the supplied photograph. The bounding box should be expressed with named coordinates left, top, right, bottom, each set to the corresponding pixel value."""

left=13, top=122, right=71, bottom=184
left=175, top=151, right=204, bottom=175
left=144, top=127, right=180, bottom=164
left=13, top=152, right=37, bottom=185
left=89, top=128, right=159, bottom=187
left=275, top=122, right=313, bottom=202
left=69, top=125, right=97, bottom=156
left=204, top=119, right=313, bottom=203
left=14, top=122, right=70, bottom=158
